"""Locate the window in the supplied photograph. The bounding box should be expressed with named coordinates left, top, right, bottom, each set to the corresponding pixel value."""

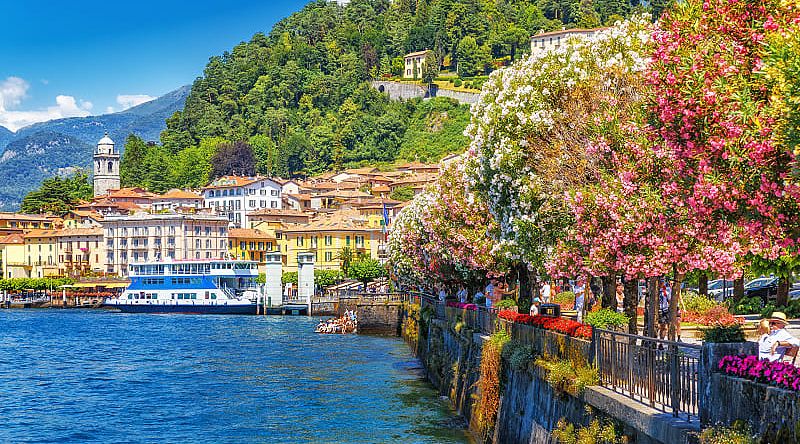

left=271, top=189, right=279, bottom=196
left=324, top=235, right=332, bottom=246
left=108, top=161, right=113, bottom=173
left=240, top=241, right=246, bottom=250
left=356, top=235, right=364, bottom=246
left=325, top=252, right=332, bottom=261
left=346, top=235, right=351, bottom=246
left=249, top=200, right=256, bottom=207
left=296, top=236, right=304, bottom=247
left=270, top=201, right=277, bottom=208
left=260, top=200, right=267, bottom=208
left=311, top=236, right=318, bottom=248
left=266, top=242, right=273, bottom=250
left=249, top=242, right=255, bottom=250
left=257, top=242, right=264, bottom=250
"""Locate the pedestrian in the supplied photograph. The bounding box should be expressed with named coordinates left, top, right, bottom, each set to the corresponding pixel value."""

left=758, top=312, right=799, bottom=361
left=573, top=279, right=585, bottom=323
left=456, top=284, right=468, bottom=304
left=540, top=280, right=551, bottom=304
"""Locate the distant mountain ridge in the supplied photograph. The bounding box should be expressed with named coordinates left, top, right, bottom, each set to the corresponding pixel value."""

left=0, top=85, right=190, bottom=211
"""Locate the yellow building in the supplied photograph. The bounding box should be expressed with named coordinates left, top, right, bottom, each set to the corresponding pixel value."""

left=23, top=230, right=60, bottom=278
left=282, top=209, right=384, bottom=272
left=0, top=212, right=54, bottom=236
left=228, top=228, right=277, bottom=266
left=55, top=228, right=105, bottom=277
left=0, top=234, right=27, bottom=278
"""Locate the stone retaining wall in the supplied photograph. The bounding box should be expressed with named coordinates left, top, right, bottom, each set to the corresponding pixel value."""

left=370, top=80, right=480, bottom=105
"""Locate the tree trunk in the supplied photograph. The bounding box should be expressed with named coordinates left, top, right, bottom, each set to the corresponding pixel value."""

left=734, top=277, right=745, bottom=302
left=698, top=272, right=708, bottom=297
left=602, top=275, right=617, bottom=310
left=623, top=277, right=638, bottom=335
left=645, top=277, right=659, bottom=338
left=777, top=276, right=790, bottom=307
left=668, top=266, right=683, bottom=342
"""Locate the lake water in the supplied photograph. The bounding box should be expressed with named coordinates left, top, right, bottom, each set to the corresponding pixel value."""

left=0, top=310, right=471, bottom=443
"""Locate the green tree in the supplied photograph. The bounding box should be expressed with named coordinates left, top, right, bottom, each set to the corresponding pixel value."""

left=456, top=36, right=490, bottom=77
left=120, top=134, right=149, bottom=187
left=20, top=171, right=92, bottom=216
left=421, top=51, right=440, bottom=87
left=335, top=247, right=356, bottom=273
left=210, top=141, right=256, bottom=179
left=389, top=185, right=415, bottom=202
left=347, top=257, right=387, bottom=288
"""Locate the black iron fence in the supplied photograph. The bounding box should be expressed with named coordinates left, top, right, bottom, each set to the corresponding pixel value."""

left=408, top=294, right=702, bottom=421
left=593, top=328, right=701, bottom=420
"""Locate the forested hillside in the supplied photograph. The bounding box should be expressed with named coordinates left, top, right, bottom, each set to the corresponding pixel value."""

left=157, top=0, right=657, bottom=181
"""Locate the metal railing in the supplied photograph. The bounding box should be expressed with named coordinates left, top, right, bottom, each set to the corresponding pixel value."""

left=411, top=296, right=701, bottom=421
left=593, top=328, right=701, bottom=420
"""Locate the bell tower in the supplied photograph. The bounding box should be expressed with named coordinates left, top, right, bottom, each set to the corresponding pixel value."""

left=93, top=132, right=120, bottom=197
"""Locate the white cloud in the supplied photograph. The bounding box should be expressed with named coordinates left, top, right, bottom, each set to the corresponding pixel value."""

left=116, top=94, right=156, bottom=111
left=0, top=76, right=93, bottom=131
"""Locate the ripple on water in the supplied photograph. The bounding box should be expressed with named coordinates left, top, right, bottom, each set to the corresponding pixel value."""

left=0, top=310, right=472, bottom=444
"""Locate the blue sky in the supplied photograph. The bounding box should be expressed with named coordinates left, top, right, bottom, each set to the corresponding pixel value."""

left=0, top=0, right=311, bottom=131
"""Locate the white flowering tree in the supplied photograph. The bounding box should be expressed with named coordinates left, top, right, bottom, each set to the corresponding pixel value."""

left=465, top=16, right=653, bottom=306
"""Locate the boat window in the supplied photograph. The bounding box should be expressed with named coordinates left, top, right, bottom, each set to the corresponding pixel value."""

left=211, top=294, right=217, bottom=300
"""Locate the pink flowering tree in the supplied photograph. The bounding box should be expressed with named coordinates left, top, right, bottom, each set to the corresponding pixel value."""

left=387, top=159, right=507, bottom=293
left=647, top=0, right=800, bottom=304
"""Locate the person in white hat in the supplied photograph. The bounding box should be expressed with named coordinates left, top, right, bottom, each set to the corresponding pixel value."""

left=758, top=312, right=799, bottom=361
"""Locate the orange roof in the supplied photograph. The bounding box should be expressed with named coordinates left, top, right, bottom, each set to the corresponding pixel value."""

left=23, top=229, right=61, bottom=239
left=344, top=167, right=380, bottom=175
left=106, top=187, right=157, bottom=199
left=203, top=175, right=279, bottom=189
left=284, top=193, right=312, bottom=202
left=228, top=228, right=275, bottom=240
left=317, top=190, right=373, bottom=199
left=54, top=228, right=103, bottom=237
left=0, top=233, right=24, bottom=244
left=0, top=212, right=52, bottom=222
left=372, top=185, right=390, bottom=192
left=310, top=181, right=360, bottom=191
left=285, top=209, right=380, bottom=233
left=160, top=189, right=203, bottom=200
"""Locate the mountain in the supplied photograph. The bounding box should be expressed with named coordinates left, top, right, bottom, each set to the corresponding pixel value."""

left=0, top=85, right=190, bottom=211
left=0, top=126, right=13, bottom=148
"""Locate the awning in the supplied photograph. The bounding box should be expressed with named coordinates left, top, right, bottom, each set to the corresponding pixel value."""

left=70, top=282, right=129, bottom=288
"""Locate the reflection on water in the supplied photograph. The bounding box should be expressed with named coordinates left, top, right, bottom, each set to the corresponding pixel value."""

left=0, top=310, right=472, bottom=443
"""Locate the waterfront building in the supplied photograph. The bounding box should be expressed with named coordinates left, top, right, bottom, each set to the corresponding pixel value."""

left=55, top=228, right=105, bottom=277
left=102, top=213, right=229, bottom=276
left=403, top=50, right=430, bottom=79
left=23, top=230, right=60, bottom=278
left=0, top=212, right=54, bottom=236
left=93, top=133, right=120, bottom=197
left=151, top=189, right=204, bottom=212
left=248, top=209, right=311, bottom=229
left=63, top=210, right=103, bottom=229
left=228, top=228, right=276, bottom=266
left=530, top=28, right=605, bottom=53
left=0, top=233, right=26, bottom=278
left=202, top=176, right=282, bottom=228
left=104, top=187, right=156, bottom=208
left=282, top=209, right=383, bottom=272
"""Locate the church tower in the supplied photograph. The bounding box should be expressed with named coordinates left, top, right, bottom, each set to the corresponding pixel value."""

left=93, top=132, right=120, bottom=197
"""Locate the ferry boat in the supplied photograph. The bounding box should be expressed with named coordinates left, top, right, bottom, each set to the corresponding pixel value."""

left=104, top=259, right=260, bottom=314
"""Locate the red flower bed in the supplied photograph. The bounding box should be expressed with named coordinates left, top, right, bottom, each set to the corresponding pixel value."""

left=498, top=310, right=592, bottom=339
left=446, top=301, right=478, bottom=311
left=718, top=355, right=800, bottom=391
left=682, top=305, right=742, bottom=326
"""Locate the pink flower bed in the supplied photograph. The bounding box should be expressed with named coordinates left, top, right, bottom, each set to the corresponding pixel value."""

left=446, top=301, right=478, bottom=311
left=498, top=310, right=593, bottom=339
left=718, top=355, right=800, bottom=391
